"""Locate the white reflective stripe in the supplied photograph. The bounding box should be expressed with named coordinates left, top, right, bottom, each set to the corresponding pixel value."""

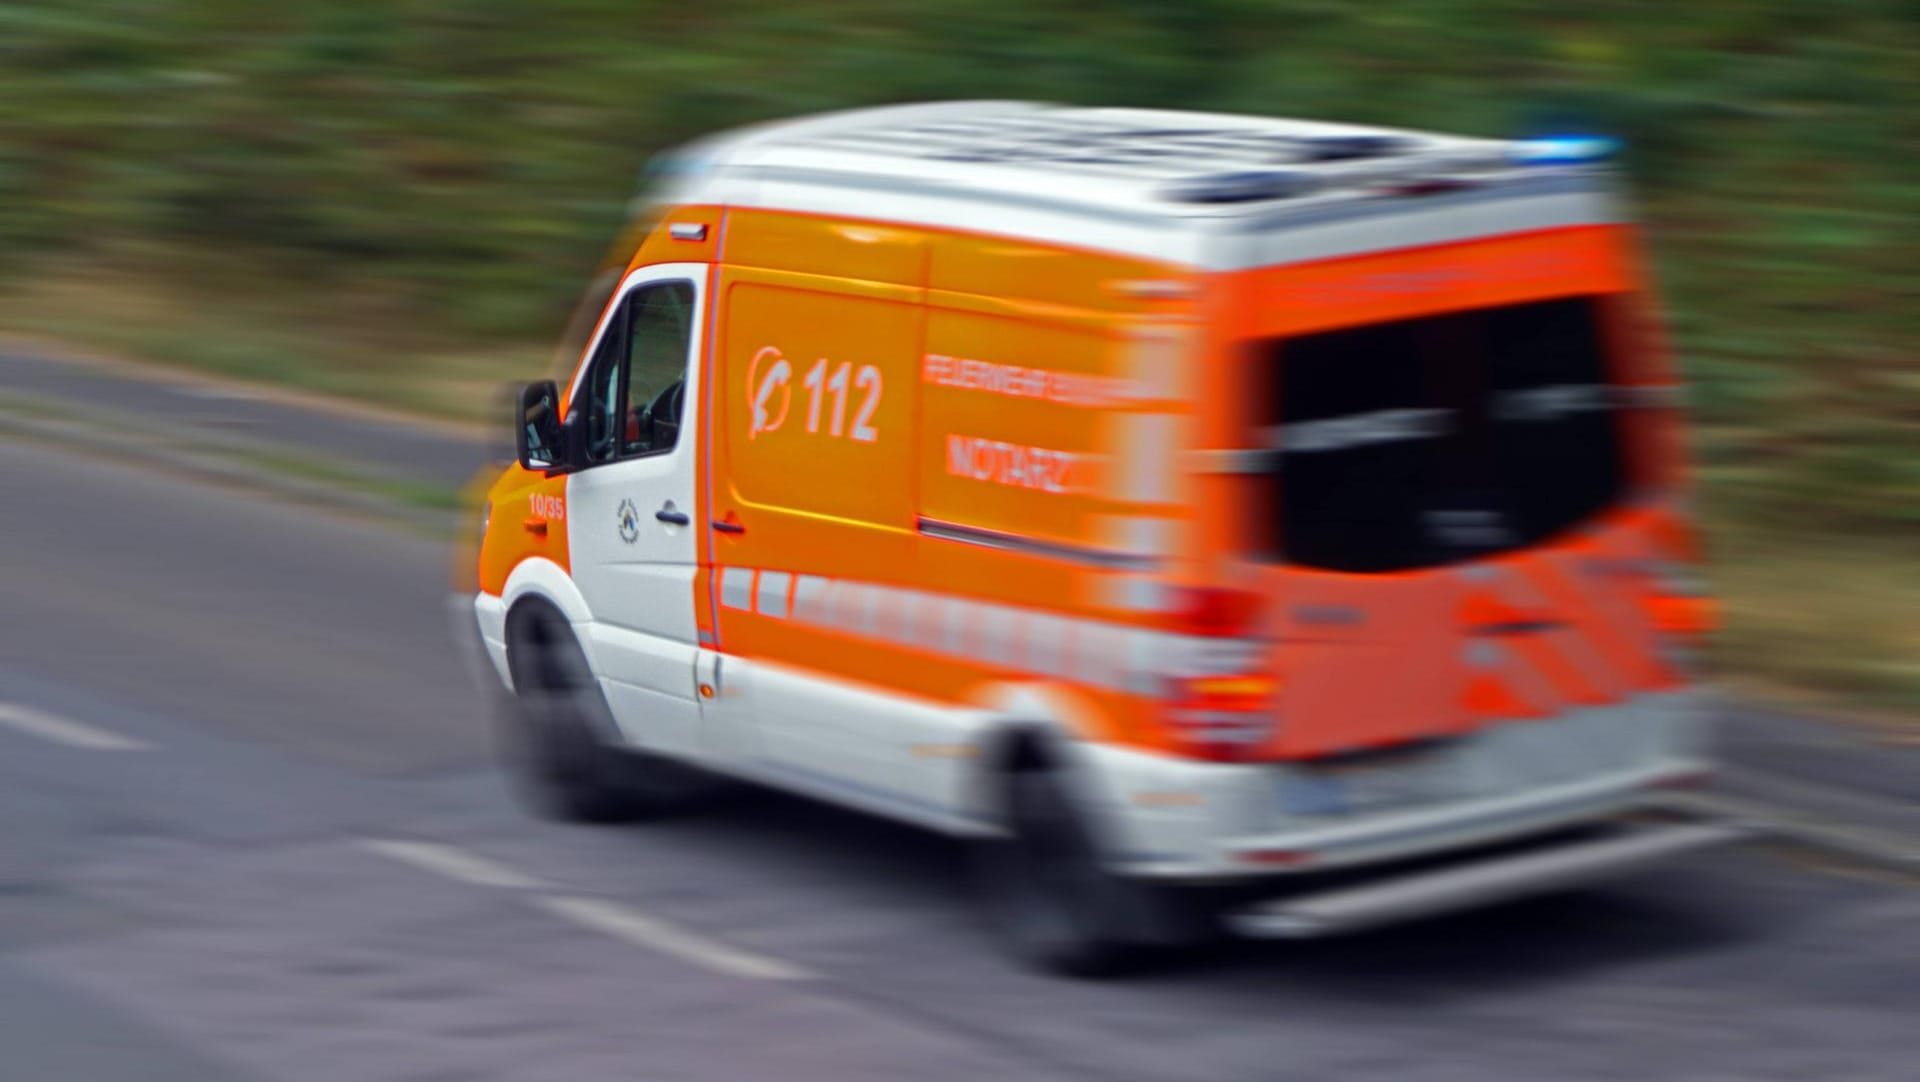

left=1026, top=612, right=1069, bottom=678
left=720, top=566, right=755, bottom=611
left=1073, top=622, right=1128, bottom=689
left=1095, top=515, right=1179, bottom=559
left=1125, top=629, right=1174, bottom=695
left=1108, top=413, right=1182, bottom=504
left=869, top=585, right=909, bottom=642
left=826, top=580, right=865, bottom=634
left=904, top=590, right=946, bottom=652
left=895, top=588, right=925, bottom=648
left=978, top=605, right=1019, bottom=668
left=1123, top=327, right=1188, bottom=402
left=1099, top=573, right=1173, bottom=613
left=791, top=574, right=831, bottom=623
left=944, top=598, right=977, bottom=657
left=756, top=570, right=792, bottom=618
left=712, top=566, right=1238, bottom=695
left=856, top=583, right=886, bottom=637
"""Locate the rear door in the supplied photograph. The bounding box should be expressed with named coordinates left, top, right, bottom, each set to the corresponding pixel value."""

left=567, top=264, right=708, bottom=758
left=1255, top=293, right=1644, bottom=755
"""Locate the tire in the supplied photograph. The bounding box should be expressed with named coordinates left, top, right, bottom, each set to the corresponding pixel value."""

left=500, top=606, right=692, bottom=823
left=973, top=767, right=1156, bottom=977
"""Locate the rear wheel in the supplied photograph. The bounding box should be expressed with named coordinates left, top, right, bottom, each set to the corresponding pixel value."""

left=975, top=765, right=1209, bottom=977
left=500, top=604, right=693, bottom=823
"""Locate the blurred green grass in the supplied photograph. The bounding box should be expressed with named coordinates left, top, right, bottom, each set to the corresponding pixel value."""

left=1, top=1, right=1915, bottom=713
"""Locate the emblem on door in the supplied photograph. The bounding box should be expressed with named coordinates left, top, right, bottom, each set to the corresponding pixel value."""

left=616, top=498, right=640, bottom=544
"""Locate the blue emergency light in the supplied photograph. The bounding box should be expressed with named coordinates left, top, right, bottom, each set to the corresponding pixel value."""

left=1510, top=135, right=1621, bottom=166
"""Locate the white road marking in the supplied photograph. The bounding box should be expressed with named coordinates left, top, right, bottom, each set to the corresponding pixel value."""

left=358, top=838, right=809, bottom=981
left=538, top=895, right=813, bottom=982
left=358, top=838, right=550, bottom=890
left=0, top=702, right=149, bottom=751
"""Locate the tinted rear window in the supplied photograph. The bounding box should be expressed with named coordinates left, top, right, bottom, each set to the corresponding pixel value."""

left=1267, top=296, right=1625, bottom=572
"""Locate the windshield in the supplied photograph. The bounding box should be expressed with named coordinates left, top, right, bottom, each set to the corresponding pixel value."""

left=1265, top=295, right=1627, bottom=573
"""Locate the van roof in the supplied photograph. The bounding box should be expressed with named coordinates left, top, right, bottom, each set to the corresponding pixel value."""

left=656, top=101, right=1622, bottom=270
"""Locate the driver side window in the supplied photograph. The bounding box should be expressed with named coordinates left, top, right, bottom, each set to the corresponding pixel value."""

left=579, top=279, right=694, bottom=464
left=623, top=281, right=694, bottom=456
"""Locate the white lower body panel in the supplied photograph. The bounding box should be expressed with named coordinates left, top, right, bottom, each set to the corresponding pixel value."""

left=1087, top=690, right=1711, bottom=880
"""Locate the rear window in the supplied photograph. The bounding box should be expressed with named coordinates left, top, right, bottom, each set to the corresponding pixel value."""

left=1266, top=295, right=1625, bottom=572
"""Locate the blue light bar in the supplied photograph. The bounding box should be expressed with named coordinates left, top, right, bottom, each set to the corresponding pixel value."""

left=1510, top=135, right=1621, bottom=166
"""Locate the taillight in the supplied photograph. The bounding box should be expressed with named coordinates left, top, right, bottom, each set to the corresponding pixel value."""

left=1164, top=586, right=1277, bottom=761
left=1171, top=585, right=1265, bottom=637
left=1649, top=592, right=1716, bottom=637
left=1176, top=673, right=1276, bottom=707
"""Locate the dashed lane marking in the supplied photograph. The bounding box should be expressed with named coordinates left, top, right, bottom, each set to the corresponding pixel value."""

left=358, top=838, right=550, bottom=890
left=538, top=895, right=814, bottom=982
left=0, top=702, right=149, bottom=751
left=359, top=838, right=813, bottom=980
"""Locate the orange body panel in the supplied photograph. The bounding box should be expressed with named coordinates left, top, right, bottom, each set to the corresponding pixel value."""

left=479, top=464, right=571, bottom=594
left=694, top=210, right=1194, bottom=748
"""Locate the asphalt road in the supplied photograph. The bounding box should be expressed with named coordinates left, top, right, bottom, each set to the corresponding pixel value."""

left=3, top=437, right=1917, bottom=1082
left=1, top=347, right=494, bottom=492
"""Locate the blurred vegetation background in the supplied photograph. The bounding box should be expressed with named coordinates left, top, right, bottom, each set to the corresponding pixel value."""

left=1, top=1, right=1915, bottom=713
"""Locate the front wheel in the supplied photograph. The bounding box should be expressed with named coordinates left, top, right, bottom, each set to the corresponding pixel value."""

left=499, top=607, right=694, bottom=823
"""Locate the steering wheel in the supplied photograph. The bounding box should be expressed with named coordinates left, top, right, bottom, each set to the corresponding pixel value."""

left=631, top=379, right=684, bottom=451
left=647, top=379, right=684, bottom=425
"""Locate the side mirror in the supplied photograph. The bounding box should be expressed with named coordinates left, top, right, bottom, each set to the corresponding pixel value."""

left=514, top=380, right=564, bottom=472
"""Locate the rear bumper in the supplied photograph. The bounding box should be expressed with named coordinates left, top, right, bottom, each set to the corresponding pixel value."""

left=1209, top=760, right=1713, bottom=876
left=1091, top=690, right=1714, bottom=881
left=1227, top=814, right=1753, bottom=939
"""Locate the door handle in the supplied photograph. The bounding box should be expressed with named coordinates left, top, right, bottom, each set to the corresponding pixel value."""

left=711, top=519, right=745, bottom=534
left=655, top=507, right=690, bottom=526
left=522, top=517, right=549, bottom=535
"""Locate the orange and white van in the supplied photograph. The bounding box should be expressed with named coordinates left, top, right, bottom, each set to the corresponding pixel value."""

left=461, top=102, right=1738, bottom=973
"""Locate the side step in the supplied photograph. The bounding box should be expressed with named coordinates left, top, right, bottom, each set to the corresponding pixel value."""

left=1228, top=818, right=1754, bottom=939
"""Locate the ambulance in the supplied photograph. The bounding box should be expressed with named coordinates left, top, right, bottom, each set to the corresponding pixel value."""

left=461, top=102, right=1739, bottom=974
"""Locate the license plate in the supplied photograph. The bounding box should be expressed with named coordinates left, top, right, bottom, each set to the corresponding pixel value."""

left=1281, top=748, right=1450, bottom=817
